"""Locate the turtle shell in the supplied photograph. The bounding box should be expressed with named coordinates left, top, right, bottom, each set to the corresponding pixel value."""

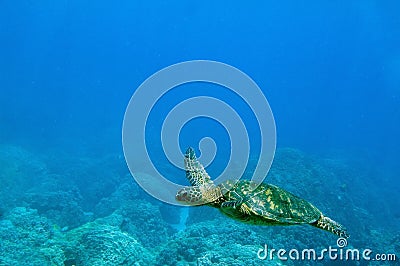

left=219, top=180, right=321, bottom=224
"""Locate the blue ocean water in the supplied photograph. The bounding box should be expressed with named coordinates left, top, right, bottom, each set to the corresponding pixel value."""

left=0, top=1, right=399, bottom=265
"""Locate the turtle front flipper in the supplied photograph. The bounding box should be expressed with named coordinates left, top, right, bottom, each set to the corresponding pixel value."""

left=221, top=195, right=250, bottom=209
left=221, top=199, right=243, bottom=209
left=220, top=196, right=259, bottom=222
left=220, top=199, right=250, bottom=221
left=184, top=147, right=214, bottom=186
left=312, top=215, right=349, bottom=238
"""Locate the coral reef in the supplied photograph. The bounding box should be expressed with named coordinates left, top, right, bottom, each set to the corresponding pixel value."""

left=0, top=145, right=49, bottom=210
left=94, top=176, right=141, bottom=218
left=0, top=207, right=65, bottom=265
left=0, top=145, right=398, bottom=265
left=116, top=200, right=175, bottom=249
left=24, top=188, right=89, bottom=229
left=63, top=217, right=154, bottom=265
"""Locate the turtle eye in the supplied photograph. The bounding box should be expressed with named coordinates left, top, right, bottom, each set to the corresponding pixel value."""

left=176, top=189, right=188, bottom=201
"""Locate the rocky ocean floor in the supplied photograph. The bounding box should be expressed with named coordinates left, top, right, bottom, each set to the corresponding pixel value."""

left=0, top=145, right=398, bottom=265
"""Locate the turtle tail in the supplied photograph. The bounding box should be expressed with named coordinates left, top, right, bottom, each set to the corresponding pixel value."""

left=312, top=215, right=349, bottom=238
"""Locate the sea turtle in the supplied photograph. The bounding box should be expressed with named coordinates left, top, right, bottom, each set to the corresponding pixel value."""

left=176, top=147, right=349, bottom=238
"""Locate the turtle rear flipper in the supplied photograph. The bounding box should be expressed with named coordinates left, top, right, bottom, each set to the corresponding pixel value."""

left=312, top=215, right=349, bottom=238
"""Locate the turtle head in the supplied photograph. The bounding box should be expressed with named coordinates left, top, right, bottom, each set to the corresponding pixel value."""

left=176, top=186, right=206, bottom=205
left=176, top=185, right=221, bottom=206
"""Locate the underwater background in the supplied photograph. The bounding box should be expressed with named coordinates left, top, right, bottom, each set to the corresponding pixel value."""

left=0, top=1, right=399, bottom=265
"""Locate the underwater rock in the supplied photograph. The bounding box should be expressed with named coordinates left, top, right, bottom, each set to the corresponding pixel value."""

left=64, top=219, right=154, bottom=265
left=0, top=145, right=49, bottom=210
left=116, top=200, right=174, bottom=249
left=0, top=207, right=66, bottom=265
left=56, top=154, right=128, bottom=212
left=24, top=189, right=89, bottom=229
left=94, top=178, right=140, bottom=218
left=156, top=219, right=265, bottom=266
